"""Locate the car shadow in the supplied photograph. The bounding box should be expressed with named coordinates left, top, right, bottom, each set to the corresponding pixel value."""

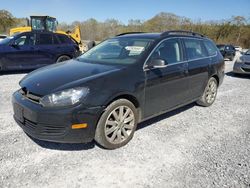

left=226, top=71, right=250, bottom=79
left=137, top=102, right=196, bottom=130
left=0, top=69, right=33, bottom=76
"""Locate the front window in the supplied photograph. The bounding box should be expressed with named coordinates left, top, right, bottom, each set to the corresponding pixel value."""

left=245, top=50, right=250, bottom=55
left=147, top=38, right=182, bottom=64
left=78, top=38, right=153, bottom=65
left=31, top=18, right=45, bottom=31
left=14, top=33, right=35, bottom=46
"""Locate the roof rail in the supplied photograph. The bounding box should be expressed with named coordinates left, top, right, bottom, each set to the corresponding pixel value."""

left=161, top=30, right=205, bottom=38
left=116, top=32, right=146, bottom=36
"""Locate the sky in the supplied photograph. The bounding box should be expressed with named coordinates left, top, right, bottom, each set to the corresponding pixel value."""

left=1, top=0, right=250, bottom=24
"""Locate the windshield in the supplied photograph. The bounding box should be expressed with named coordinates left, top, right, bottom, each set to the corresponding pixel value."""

left=216, top=45, right=224, bottom=50
left=0, top=36, right=14, bottom=45
left=78, top=38, right=153, bottom=65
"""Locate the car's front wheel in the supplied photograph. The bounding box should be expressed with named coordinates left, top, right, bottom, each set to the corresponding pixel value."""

left=196, top=77, right=218, bottom=107
left=95, top=99, right=138, bottom=149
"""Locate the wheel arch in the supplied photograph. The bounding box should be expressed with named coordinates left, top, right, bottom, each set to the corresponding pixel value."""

left=56, top=54, right=72, bottom=62
left=211, top=74, right=220, bottom=85
left=104, top=93, right=142, bottom=122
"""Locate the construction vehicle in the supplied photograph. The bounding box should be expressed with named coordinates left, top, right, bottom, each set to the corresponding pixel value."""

left=9, top=15, right=83, bottom=51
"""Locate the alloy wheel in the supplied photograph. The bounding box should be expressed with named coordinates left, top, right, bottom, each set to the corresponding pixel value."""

left=205, top=80, right=217, bottom=104
left=104, top=105, right=135, bottom=144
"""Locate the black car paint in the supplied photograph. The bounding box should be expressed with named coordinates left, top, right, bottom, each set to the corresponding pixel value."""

left=12, top=33, right=225, bottom=143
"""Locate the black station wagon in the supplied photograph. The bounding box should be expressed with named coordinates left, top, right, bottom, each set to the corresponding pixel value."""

left=12, top=30, right=225, bottom=149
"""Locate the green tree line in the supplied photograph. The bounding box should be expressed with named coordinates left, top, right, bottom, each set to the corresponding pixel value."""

left=1, top=10, right=250, bottom=48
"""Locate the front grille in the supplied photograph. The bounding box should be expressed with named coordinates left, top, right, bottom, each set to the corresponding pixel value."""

left=23, top=118, right=36, bottom=132
left=21, top=118, right=66, bottom=136
left=242, top=67, right=250, bottom=72
left=19, top=88, right=41, bottom=103
left=40, top=124, right=66, bottom=136
left=245, top=62, right=250, bottom=66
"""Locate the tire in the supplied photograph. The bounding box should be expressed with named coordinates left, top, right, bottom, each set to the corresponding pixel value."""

left=56, top=55, right=71, bottom=63
left=196, top=77, right=218, bottom=107
left=95, top=99, right=138, bottom=149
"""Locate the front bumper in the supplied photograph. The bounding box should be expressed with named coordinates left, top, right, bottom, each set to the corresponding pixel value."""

left=12, top=91, right=104, bottom=143
left=233, top=62, right=250, bottom=74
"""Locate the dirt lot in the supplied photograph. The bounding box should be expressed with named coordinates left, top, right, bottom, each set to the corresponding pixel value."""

left=0, top=60, right=249, bottom=188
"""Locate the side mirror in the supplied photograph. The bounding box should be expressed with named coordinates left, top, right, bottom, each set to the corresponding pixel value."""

left=146, top=59, right=168, bottom=69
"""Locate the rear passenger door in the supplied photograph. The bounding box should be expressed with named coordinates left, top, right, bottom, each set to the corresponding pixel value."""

left=34, top=33, right=58, bottom=66
left=144, top=38, right=189, bottom=118
left=56, top=34, right=76, bottom=57
left=183, top=38, right=210, bottom=99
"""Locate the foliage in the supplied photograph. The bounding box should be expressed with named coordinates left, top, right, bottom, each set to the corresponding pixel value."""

left=1, top=10, right=249, bottom=48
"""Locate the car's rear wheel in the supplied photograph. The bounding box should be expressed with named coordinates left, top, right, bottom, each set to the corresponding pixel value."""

left=56, top=55, right=71, bottom=63
left=95, top=99, right=138, bottom=149
left=196, top=77, right=218, bottom=107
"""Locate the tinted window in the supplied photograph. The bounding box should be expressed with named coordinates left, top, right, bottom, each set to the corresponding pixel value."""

left=217, top=45, right=225, bottom=51
left=229, top=45, right=235, bottom=50
left=14, top=33, right=35, bottom=46
left=149, top=38, right=182, bottom=64
left=204, top=40, right=217, bottom=56
left=184, top=39, right=207, bottom=60
left=57, top=34, right=72, bottom=44
left=38, top=34, right=53, bottom=45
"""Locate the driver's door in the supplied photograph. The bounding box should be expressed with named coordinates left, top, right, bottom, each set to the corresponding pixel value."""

left=144, top=38, right=189, bottom=118
left=5, top=33, right=36, bottom=70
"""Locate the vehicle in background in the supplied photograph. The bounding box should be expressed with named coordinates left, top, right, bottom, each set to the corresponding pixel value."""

left=9, top=15, right=84, bottom=52
left=12, top=30, right=225, bottom=149
left=0, top=31, right=81, bottom=72
left=233, top=49, right=250, bottom=75
left=234, top=46, right=242, bottom=52
left=0, top=35, right=7, bottom=42
left=216, top=44, right=236, bottom=61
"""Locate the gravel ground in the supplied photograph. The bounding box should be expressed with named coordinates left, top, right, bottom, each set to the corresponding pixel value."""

left=0, top=58, right=249, bottom=188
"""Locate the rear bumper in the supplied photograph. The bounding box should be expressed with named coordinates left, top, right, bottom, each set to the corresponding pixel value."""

left=12, top=91, right=104, bottom=143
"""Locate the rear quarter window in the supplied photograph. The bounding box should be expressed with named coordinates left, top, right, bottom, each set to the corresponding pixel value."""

left=57, top=34, right=73, bottom=44
left=184, top=39, right=207, bottom=60
left=204, top=40, right=217, bottom=56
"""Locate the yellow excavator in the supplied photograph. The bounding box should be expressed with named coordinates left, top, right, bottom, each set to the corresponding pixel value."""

left=9, top=15, right=83, bottom=51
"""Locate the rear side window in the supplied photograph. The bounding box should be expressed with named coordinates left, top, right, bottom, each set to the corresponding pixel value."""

left=184, top=39, right=207, bottom=60
left=204, top=40, right=217, bottom=56
left=57, top=34, right=72, bottom=44
left=38, top=34, right=53, bottom=45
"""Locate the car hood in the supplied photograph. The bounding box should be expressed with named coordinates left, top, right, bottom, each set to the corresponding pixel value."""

left=20, top=59, right=122, bottom=96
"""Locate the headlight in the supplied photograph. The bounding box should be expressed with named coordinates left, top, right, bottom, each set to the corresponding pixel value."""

left=40, top=87, right=89, bottom=107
